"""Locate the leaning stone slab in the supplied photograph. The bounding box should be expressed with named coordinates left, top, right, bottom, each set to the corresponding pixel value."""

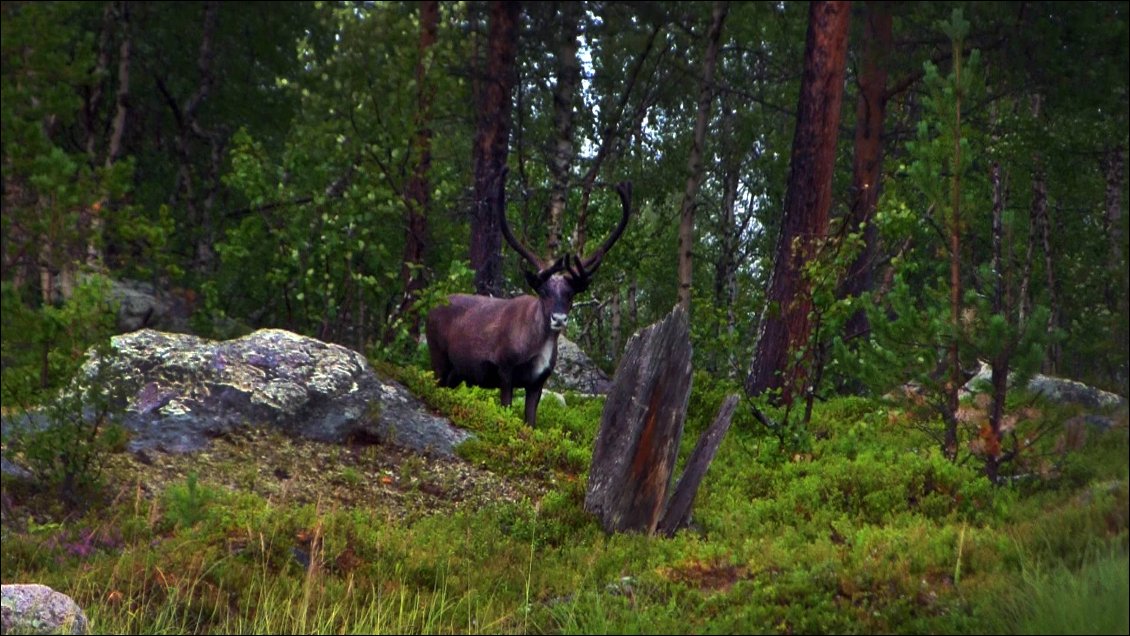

left=1, top=584, right=89, bottom=635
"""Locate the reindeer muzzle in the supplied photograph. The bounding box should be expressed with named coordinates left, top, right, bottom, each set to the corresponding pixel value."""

left=550, top=313, right=568, bottom=332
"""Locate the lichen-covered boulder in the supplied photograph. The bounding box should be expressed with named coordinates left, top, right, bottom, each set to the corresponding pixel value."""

left=548, top=336, right=613, bottom=395
left=110, top=279, right=181, bottom=333
left=963, top=361, right=1127, bottom=410
left=82, top=329, right=470, bottom=457
left=1025, top=375, right=1126, bottom=410
left=1, top=584, right=89, bottom=635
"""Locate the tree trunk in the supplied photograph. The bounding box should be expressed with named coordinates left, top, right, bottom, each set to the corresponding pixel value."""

left=610, top=284, right=622, bottom=362
left=986, top=161, right=1008, bottom=483
left=1039, top=189, right=1059, bottom=374
left=676, top=1, right=728, bottom=312
left=628, top=276, right=638, bottom=327
left=1103, top=146, right=1128, bottom=392
left=745, top=0, right=850, bottom=404
left=1018, top=186, right=1036, bottom=323
left=73, top=2, right=131, bottom=275
left=714, top=110, right=738, bottom=311
left=839, top=1, right=891, bottom=342
left=84, top=3, right=114, bottom=161
left=1021, top=95, right=1059, bottom=373
left=944, top=30, right=964, bottom=462
left=190, top=2, right=219, bottom=273
left=1102, top=146, right=1125, bottom=308
left=545, top=1, right=580, bottom=259
left=91, top=2, right=131, bottom=270
left=399, top=0, right=439, bottom=335
left=104, top=3, right=131, bottom=170
left=470, top=1, right=520, bottom=297
left=716, top=143, right=741, bottom=367
left=1018, top=95, right=1043, bottom=324
left=1018, top=150, right=1059, bottom=373
left=160, top=1, right=219, bottom=274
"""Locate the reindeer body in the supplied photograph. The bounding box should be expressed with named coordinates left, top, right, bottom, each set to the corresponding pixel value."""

left=426, top=172, right=631, bottom=426
left=426, top=293, right=560, bottom=425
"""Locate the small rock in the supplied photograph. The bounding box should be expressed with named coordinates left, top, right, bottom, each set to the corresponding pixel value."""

left=1, top=457, right=34, bottom=483
left=1, top=584, right=89, bottom=635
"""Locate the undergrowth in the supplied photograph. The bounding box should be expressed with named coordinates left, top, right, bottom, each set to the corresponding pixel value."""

left=1, top=362, right=1127, bottom=634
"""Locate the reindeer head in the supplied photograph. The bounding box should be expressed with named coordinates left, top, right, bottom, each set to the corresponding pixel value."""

left=498, top=170, right=632, bottom=335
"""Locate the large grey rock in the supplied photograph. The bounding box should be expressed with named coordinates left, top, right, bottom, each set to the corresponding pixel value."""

left=109, top=279, right=193, bottom=333
left=1, top=457, right=34, bottom=482
left=79, top=329, right=470, bottom=457
left=548, top=336, right=613, bottom=395
left=1, top=584, right=89, bottom=635
left=1026, top=375, right=1126, bottom=410
left=963, top=361, right=1127, bottom=410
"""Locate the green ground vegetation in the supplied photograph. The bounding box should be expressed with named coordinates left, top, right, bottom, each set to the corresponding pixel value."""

left=2, top=365, right=1126, bottom=635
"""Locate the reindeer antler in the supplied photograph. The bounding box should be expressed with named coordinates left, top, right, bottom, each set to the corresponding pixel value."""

left=501, top=172, right=632, bottom=288
left=498, top=166, right=557, bottom=282
left=572, top=181, right=632, bottom=282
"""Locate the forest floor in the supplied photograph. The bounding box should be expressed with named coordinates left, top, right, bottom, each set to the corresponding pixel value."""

left=1, top=368, right=1127, bottom=635
left=4, top=425, right=546, bottom=530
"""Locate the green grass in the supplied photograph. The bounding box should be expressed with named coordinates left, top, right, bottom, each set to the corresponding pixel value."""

left=2, top=365, right=1127, bottom=634
left=980, top=544, right=1130, bottom=635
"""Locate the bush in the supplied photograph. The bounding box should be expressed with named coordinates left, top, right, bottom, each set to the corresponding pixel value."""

left=4, top=341, right=128, bottom=510
left=162, top=473, right=220, bottom=530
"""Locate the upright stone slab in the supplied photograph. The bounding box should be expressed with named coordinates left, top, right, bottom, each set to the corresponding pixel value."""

left=584, top=307, right=693, bottom=533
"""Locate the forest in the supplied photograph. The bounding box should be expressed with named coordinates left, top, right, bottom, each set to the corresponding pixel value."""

left=1, top=1, right=1128, bottom=634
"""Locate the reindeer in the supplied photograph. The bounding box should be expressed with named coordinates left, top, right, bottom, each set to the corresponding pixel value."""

left=425, top=172, right=632, bottom=426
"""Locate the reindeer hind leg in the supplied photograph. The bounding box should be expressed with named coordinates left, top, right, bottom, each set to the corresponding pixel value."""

left=430, top=350, right=458, bottom=388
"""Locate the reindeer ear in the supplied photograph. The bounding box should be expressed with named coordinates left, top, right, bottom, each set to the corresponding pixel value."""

left=564, top=254, right=592, bottom=293
left=525, top=256, right=567, bottom=292
left=524, top=269, right=542, bottom=291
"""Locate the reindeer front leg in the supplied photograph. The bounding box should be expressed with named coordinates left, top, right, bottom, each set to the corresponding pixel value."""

left=524, top=385, right=542, bottom=427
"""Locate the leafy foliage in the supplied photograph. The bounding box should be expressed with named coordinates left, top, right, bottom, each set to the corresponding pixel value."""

left=3, top=340, right=127, bottom=510
left=1, top=276, right=119, bottom=403
left=211, top=3, right=472, bottom=349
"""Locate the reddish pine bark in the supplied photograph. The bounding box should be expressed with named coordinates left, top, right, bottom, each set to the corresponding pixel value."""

left=746, top=0, right=851, bottom=403
left=399, top=0, right=439, bottom=335
left=470, top=1, right=520, bottom=297
left=839, top=2, right=891, bottom=342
